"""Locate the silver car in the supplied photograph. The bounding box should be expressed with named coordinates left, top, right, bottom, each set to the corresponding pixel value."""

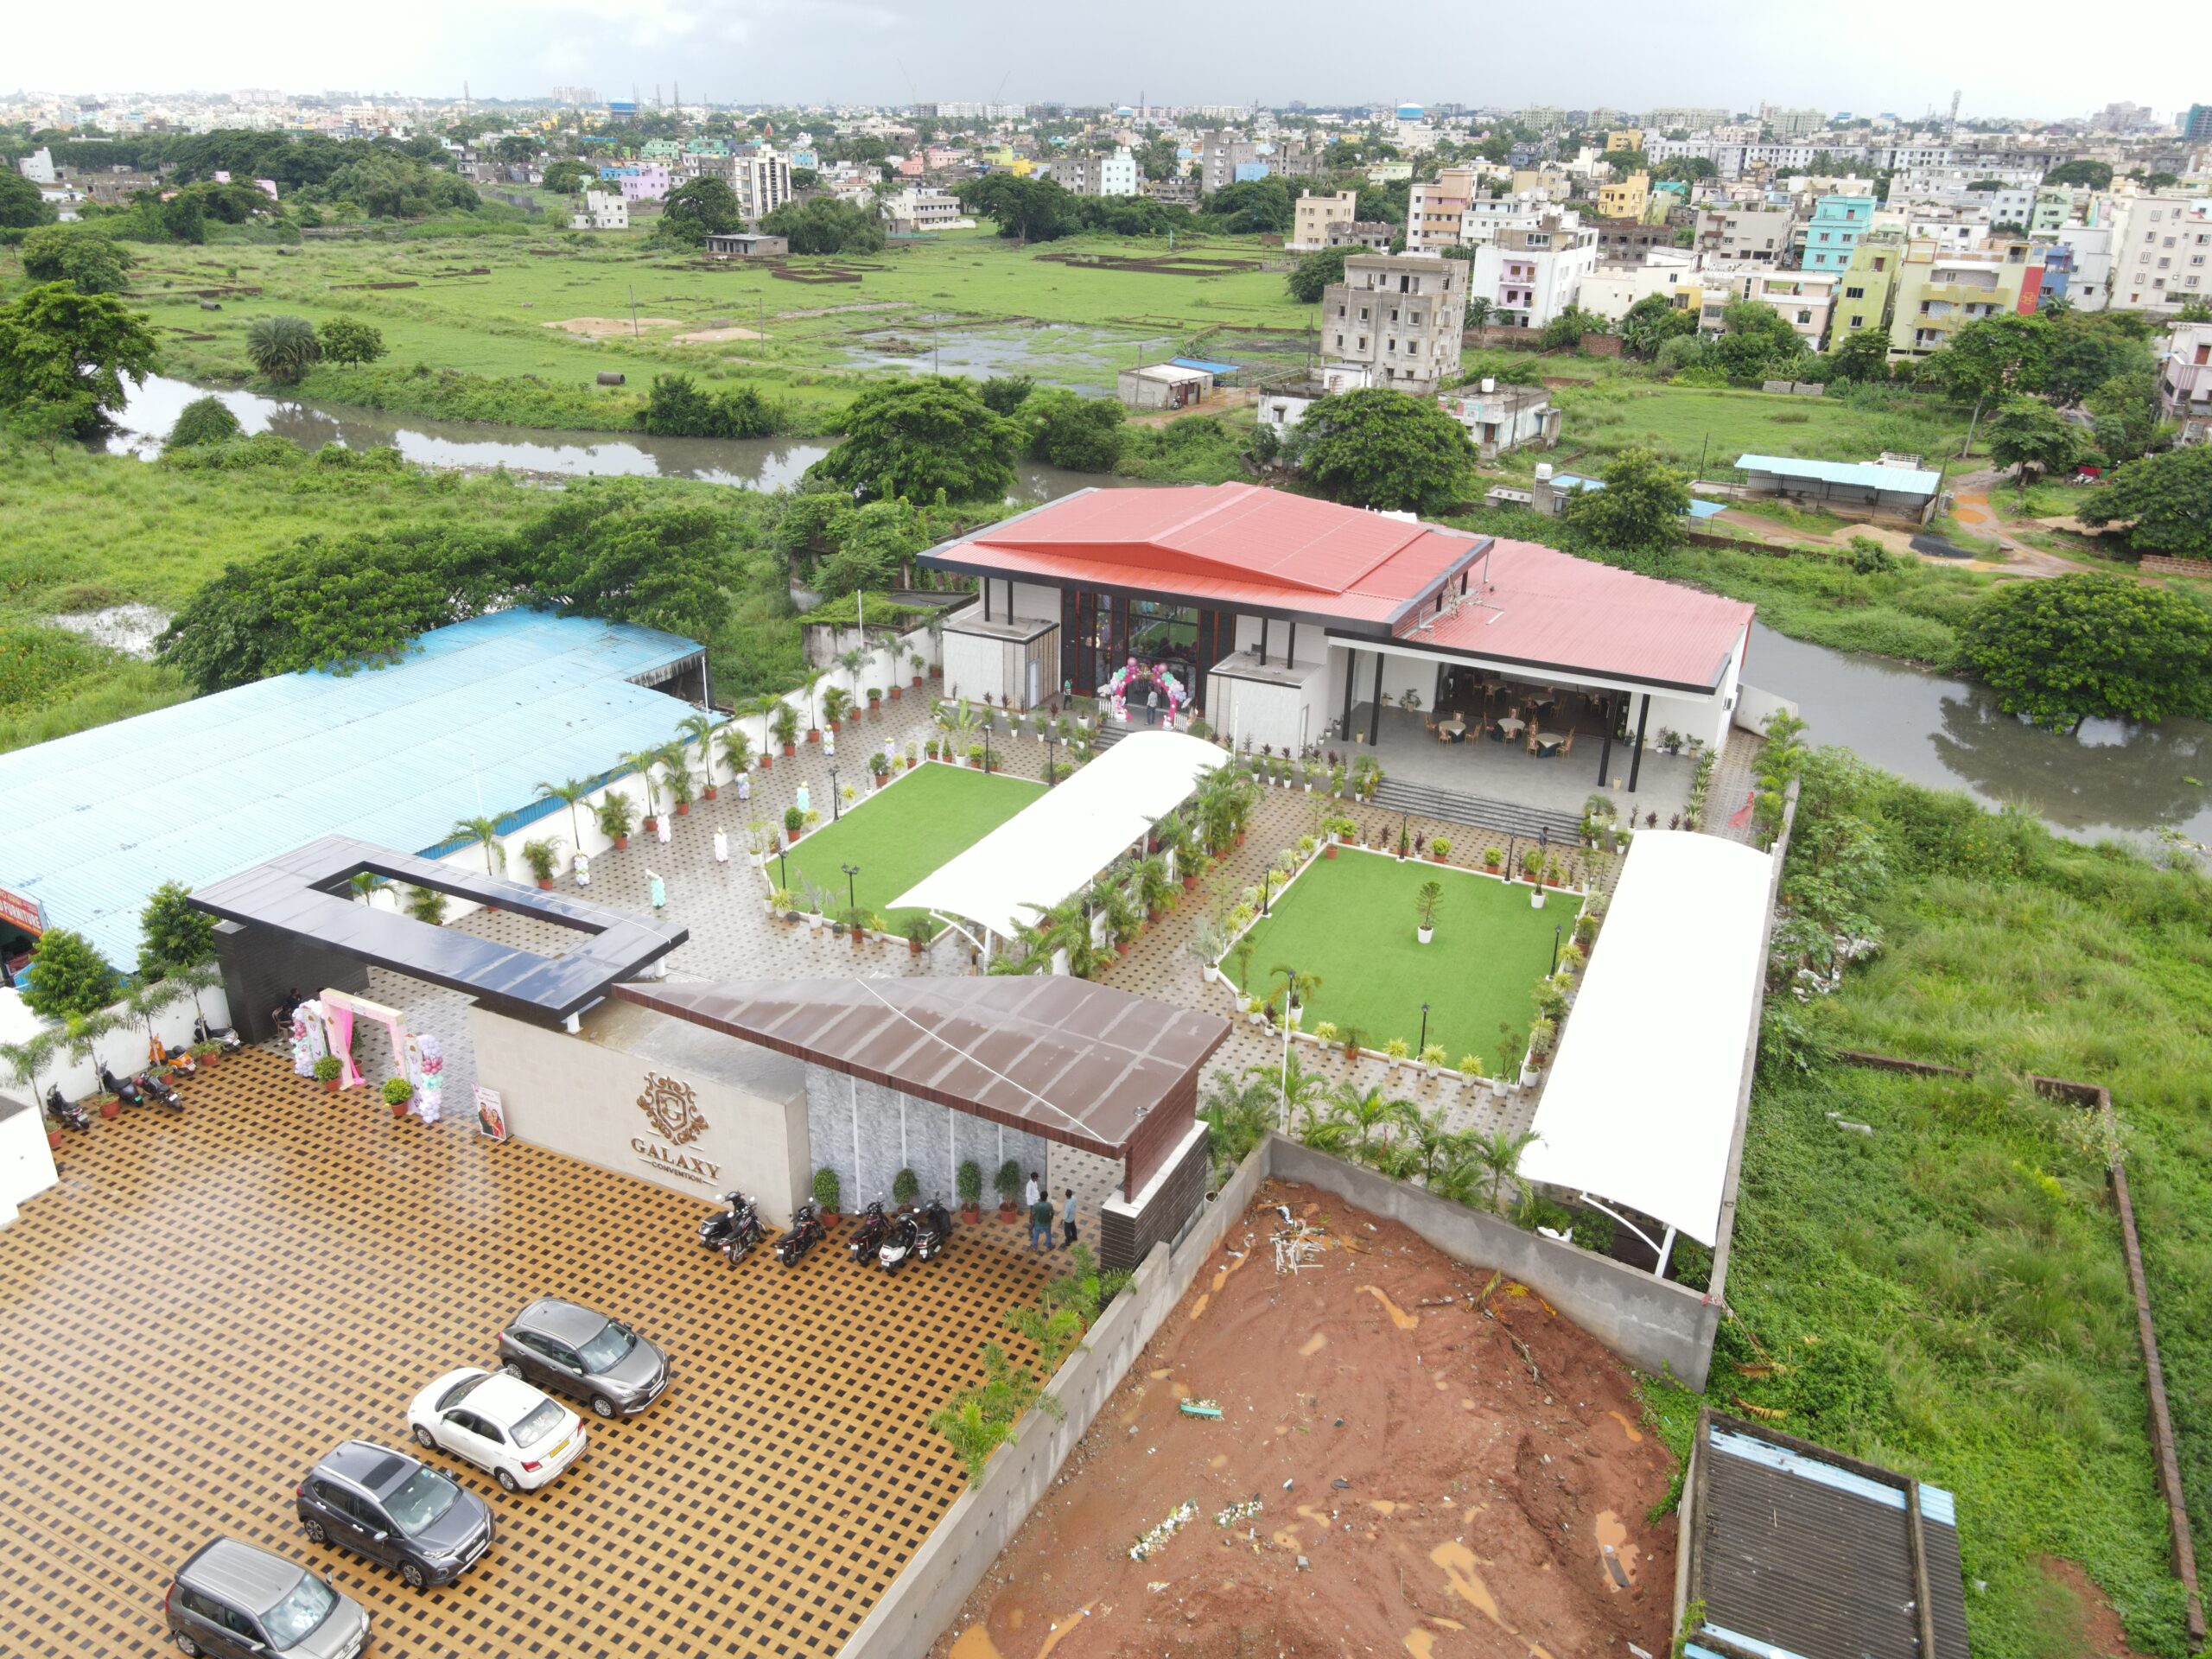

left=494, top=1296, right=671, bottom=1418
left=164, top=1538, right=369, bottom=1659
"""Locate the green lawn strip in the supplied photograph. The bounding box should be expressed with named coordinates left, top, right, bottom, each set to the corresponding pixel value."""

left=1224, top=850, right=1574, bottom=1062
left=778, top=761, right=1044, bottom=930
left=1553, top=379, right=1973, bottom=477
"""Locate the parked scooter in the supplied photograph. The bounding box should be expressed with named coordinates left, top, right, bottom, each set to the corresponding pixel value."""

left=137, top=1071, right=183, bottom=1112
left=45, top=1084, right=89, bottom=1133
left=194, top=1015, right=245, bottom=1054
left=878, top=1201, right=951, bottom=1273
left=845, top=1200, right=892, bottom=1262
left=99, top=1065, right=143, bottom=1109
left=698, top=1191, right=758, bottom=1252
left=774, top=1200, right=826, bottom=1268
left=151, top=1037, right=196, bottom=1077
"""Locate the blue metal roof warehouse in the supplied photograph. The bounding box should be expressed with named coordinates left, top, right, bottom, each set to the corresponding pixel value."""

left=0, top=610, right=706, bottom=972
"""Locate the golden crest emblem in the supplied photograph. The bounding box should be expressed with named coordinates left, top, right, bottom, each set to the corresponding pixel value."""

left=636, top=1072, right=707, bottom=1146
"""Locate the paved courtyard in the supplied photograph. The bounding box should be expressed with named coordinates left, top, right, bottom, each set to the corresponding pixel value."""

left=1, top=1049, right=1052, bottom=1659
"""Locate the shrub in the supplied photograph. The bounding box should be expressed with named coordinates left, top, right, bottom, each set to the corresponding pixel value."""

left=892, top=1166, right=920, bottom=1205
left=16, top=927, right=118, bottom=1020
left=166, top=395, right=243, bottom=449
left=594, top=791, right=635, bottom=842
left=313, top=1055, right=343, bottom=1083
left=381, top=1077, right=414, bottom=1106
left=956, top=1160, right=983, bottom=1205
left=994, top=1160, right=1024, bottom=1205
left=812, top=1166, right=842, bottom=1212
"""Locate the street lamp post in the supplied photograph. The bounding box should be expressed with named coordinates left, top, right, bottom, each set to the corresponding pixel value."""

left=1044, top=727, right=1058, bottom=786
left=1550, top=925, right=1561, bottom=976
left=842, top=863, right=861, bottom=920
left=1260, top=867, right=1272, bottom=917
left=1278, top=963, right=1297, bottom=1129
left=1417, top=1001, right=1428, bottom=1057
left=829, top=762, right=842, bottom=822
left=776, top=847, right=789, bottom=893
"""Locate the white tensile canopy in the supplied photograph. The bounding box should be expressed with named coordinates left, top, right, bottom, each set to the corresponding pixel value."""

left=893, top=731, right=1226, bottom=942
left=1518, top=830, right=1774, bottom=1252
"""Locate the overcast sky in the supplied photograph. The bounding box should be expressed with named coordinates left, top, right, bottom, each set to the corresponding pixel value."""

left=13, top=0, right=2202, bottom=123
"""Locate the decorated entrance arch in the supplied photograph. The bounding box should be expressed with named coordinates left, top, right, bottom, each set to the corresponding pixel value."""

left=1103, top=658, right=1189, bottom=724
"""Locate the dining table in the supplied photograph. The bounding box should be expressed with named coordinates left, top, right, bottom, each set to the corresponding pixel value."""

left=1497, top=716, right=1526, bottom=739
left=1535, top=732, right=1564, bottom=756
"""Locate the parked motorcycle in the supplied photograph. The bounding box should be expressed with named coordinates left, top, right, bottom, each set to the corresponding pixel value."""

left=99, top=1065, right=143, bottom=1109
left=137, top=1071, right=183, bottom=1112
left=845, top=1200, right=891, bottom=1262
left=152, top=1038, right=196, bottom=1077
left=698, top=1191, right=757, bottom=1252
left=720, top=1203, right=767, bottom=1268
left=774, top=1200, right=826, bottom=1268
left=194, top=1015, right=245, bottom=1054
left=878, top=1201, right=951, bottom=1273
left=45, top=1083, right=89, bottom=1133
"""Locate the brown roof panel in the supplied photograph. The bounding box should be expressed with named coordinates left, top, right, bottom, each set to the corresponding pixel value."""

left=615, top=976, right=1228, bottom=1160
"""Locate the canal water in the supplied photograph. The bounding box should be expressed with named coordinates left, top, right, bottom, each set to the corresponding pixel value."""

left=107, top=378, right=2210, bottom=849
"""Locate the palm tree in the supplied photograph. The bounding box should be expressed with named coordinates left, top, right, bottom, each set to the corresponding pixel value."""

left=1467, top=1128, right=1539, bottom=1216
left=450, top=815, right=505, bottom=875
left=798, top=666, right=828, bottom=734
left=1202, top=1067, right=1278, bottom=1166
left=0, top=1029, right=61, bottom=1112
left=620, top=748, right=664, bottom=822
left=245, top=314, right=321, bottom=384
left=1263, top=963, right=1323, bottom=1024
left=838, top=645, right=868, bottom=709
left=657, top=741, right=696, bottom=810
left=347, top=871, right=387, bottom=906
left=1392, top=1103, right=1465, bottom=1185
left=534, top=778, right=593, bottom=849
left=677, top=713, right=719, bottom=791
left=1326, top=1081, right=1396, bottom=1157
left=716, top=725, right=753, bottom=778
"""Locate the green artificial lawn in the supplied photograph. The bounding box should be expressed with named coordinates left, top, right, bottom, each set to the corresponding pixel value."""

left=1224, top=849, right=1577, bottom=1067
left=778, top=760, right=1045, bottom=931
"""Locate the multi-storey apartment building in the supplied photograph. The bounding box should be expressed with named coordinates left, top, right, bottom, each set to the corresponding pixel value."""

left=2158, top=321, right=2212, bottom=444
left=1290, top=188, right=1358, bottom=251
left=2111, top=194, right=2212, bottom=314
left=1889, top=238, right=2046, bottom=359
left=1801, top=194, right=1874, bottom=271
left=1468, top=217, right=1601, bottom=328
left=1319, top=253, right=1466, bottom=396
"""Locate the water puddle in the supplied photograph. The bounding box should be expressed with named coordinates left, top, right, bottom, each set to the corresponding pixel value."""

left=1188, top=1293, right=1211, bottom=1322
left=1369, top=1498, right=1399, bottom=1516
left=1595, top=1510, right=1640, bottom=1590
left=949, top=1627, right=1003, bottom=1659
left=1171, top=1382, right=1193, bottom=1402
left=1299, top=1332, right=1327, bottom=1357
left=1430, top=1541, right=1557, bottom=1659
left=1147, top=1368, right=1172, bottom=1381
left=1403, top=1634, right=1435, bottom=1659
left=1208, top=1453, right=1229, bottom=1470
left=1360, top=1286, right=1421, bottom=1332
left=1605, top=1410, right=1643, bottom=1443
left=1033, top=1605, right=1095, bottom=1657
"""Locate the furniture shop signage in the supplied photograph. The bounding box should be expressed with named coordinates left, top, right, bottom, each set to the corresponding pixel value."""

left=631, top=1071, right=721, bottom=1185
left=0, top=885, right=45, bottom=937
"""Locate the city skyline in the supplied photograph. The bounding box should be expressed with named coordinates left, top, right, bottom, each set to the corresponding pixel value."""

left=5, top=0, right=2204, bottom=124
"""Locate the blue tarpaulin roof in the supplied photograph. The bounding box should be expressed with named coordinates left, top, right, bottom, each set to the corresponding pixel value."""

left=1736, top=454, right=1942, bottom=495
left=1168, top=357, right=1238, bottom=376
left=0, top=610, right=702, bottom=971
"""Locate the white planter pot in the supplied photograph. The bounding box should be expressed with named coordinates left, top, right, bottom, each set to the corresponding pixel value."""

left=1201, top=963, right=1219, bottom=983
left=1530, top=889, right=1547, bottom=909
left=1416, top=925, right=1434, bottom=944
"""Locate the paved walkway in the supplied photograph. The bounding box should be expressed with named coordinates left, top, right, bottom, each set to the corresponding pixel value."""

left=1704, top=728, right=1766, bottom=848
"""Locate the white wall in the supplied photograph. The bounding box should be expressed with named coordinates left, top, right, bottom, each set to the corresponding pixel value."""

left=941, top=629, right=1011, bottom=708
left=1008, top=582, right=1062, bottom=624
left=0, top=1096, right=58, bottom=1224
left=0, top=977, right=235, bottom=1111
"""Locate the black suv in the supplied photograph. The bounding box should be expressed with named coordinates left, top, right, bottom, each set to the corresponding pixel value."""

left=296, top=1438, right=494, bottom=1590
left=496, top=1296, right=671, bottom=1418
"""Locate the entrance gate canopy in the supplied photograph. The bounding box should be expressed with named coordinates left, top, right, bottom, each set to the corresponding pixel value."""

left=891, top=731, right=1224, bottom=941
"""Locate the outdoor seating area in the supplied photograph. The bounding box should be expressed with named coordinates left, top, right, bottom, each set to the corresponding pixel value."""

left=1418, top=670, right=1604, bottom=758
left=1349, top=700, right=1700, bottom=824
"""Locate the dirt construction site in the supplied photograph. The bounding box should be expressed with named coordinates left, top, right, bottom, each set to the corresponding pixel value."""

left=933, top=1180, right=1679, bottom=1659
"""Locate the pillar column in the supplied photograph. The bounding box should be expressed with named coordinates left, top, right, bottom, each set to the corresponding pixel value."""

left=1627, top=694, right=1649, bottom=793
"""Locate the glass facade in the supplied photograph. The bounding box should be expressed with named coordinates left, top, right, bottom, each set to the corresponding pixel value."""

left=1059, top=588, right=1233, bottom=703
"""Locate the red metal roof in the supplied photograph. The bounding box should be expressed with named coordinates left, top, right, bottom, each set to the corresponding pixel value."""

left=941, top=484, right=1481, bottom=623
left=1400, top=539, right=1754, bottom=690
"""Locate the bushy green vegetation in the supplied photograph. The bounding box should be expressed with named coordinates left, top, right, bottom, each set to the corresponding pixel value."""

left=1647, top=751, right=2212, bottom=1657
left=1553, top=377, right=1971, bottom=477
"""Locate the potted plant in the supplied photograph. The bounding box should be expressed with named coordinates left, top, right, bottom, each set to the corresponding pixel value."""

left=314, top=1055, right=343, bottom=1094
left=868, top=686, right=883, bottom=716
left=93, top=1090, right=120, bottom=1121
left=1414, top=880, right=1441, bottom=944
left=957, top=1160, right=983, bottom=1222
left=383, top=1076, right=414, bottom=1118
left=1519, top=847, right=1542, bottom=884
left=1484, top=845, right=1503, bottom=874
left=910, top=650, right=927, bottom=688
left=967, top=742, right=984, bottom=769
left=1431, top=836, right=1452, bottom=864
left=892, top=1166, right=920, bottom=1208
left=41, top=1109, right=62, bottom=1150
left=595, top=791, right=635, bottom=851
left=772, top=702, right=800, bottom=758
left=521, top=837, right=562, bottom=890
left=1421, top=1043, right=1447, bottom=1075
left=813, top=1166, right=842, bottom=1227
left=869, top=750, right=890, bottom=786
left=1527, top=1018, right=1557, bottom=1071
left=1383, top=1037, right=1413, bottom=1071
left=785, top=804, right=806, bottom=844
left=718, top=725, right=753, bottom=785
left=842, top=906, right=873, bottom=947
left=994, top=1159, right=1023, bottom=1221
left=925, top=737, right=940, bottom=761
left=1543, top=854, right=1565, bottom=889
left=904, top=915, right=931, bottom=956
left=191, top=1039, right=220, bottom=1071
left=1340, top=1024, right=1364, bottom=1061
left=1458, top=1054, right=1486, bottom=1085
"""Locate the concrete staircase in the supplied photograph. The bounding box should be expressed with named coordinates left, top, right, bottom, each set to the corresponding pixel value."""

left=1367, top=774, right=1582, bottom=842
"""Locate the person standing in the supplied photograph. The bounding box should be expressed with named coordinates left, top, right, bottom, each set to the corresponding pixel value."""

left=1060, top=1187, right=1077, bottom=1249
left=1028, top=1192, right=1054, bottom=1252
left=1146, top=686, right=1160, bottom=726
left=1024, top=1169, right=1039, bottom=1211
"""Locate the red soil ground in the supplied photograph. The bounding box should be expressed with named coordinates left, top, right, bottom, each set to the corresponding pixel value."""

left=933, top=1179, right=1679, bottom=1659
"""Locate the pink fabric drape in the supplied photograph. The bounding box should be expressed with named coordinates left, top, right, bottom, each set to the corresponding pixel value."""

left=327, top=1003, right=359, bottom=1088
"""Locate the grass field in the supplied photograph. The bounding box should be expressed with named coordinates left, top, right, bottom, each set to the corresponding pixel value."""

left=1224, top=850, right=1573, bottom=1064
left=1554, top=378, right=1974, bottom=479
left=778, top=760, right=1045, bottom=929
left=1642, top=753, right=2212, bottom=1657
left=26, top=226, right=1318, bottom=427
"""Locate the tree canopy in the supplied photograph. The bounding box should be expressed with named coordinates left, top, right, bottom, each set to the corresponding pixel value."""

left=19, top=225, right=135, bottom=295
left=2077, top=446, right=2212, bottom=558
left=137, top=880, right=216, bottom=977
left=1563, top=448, right=1692, bottom=550
left=1203, top=177, right=1294, bottom=235
left=1290, top=388, right=1474, bottom=514
left=1957, top=572, right=2212, bottom=728
left=0, top=168, right=55, bottom=228
left=1285, top=245, right=1351, bottom=304
left=758, top=196, right=885, bottom=254
left=656, top=175, right=743, bottom=245
left=16, top=928, right=118, bottom=1021
left=1618, top=293, right=1698, bottom=359
left=0, top=283, right=159, bottom=435
left=957, top=174, right=1080, bottom=243
left=1023, top=389, right=1126, bottom=473
left=315, top=316, right=386, bottom=368
left=810, top=376, right=1020, bottom=504
left=1985, top=397, right=2079, bottom=486
left=166, top=395, right=243, bottom=448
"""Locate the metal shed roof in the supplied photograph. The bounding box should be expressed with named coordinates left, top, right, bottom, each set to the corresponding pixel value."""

left=1735, top=454, right=1943, bottom=495
left=0, top=609, right=703, bottom=972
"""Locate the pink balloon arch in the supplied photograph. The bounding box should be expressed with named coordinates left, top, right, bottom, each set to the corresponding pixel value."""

left=1103, top=658, right=1188, bottom=724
